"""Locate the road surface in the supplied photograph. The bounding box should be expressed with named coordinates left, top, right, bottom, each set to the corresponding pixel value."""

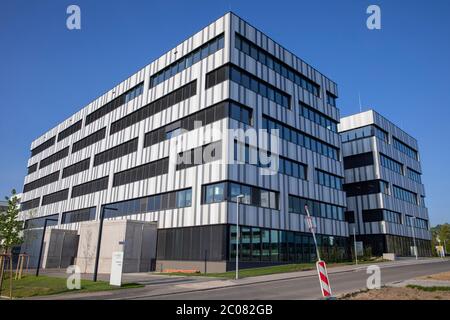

left=32, top=259, right=450, bottom=300
left=132, top=260, right=450, bottom=300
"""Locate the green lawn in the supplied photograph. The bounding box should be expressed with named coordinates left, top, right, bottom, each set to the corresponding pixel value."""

left=159, top=258, right=388, bottom=279
left=407, top=285, right=450, bottom=292
left=206, top=263, right=316, bottom=279
left=0, top=275, right=143, bottom=299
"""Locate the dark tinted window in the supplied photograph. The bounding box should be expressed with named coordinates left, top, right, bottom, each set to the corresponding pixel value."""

left=31, top=136, right=56, bottom=157
left=21, top=197, right=41, bottom=211
left=71, top=176, right=109, bottom=198
left=42, top=189, right=69, bottom=206
left=23, top=171, right=60, bottom=192
left=57, top=120, right=82, bottom=142
left=110, top=81, right=197, bottom=135
left=62, top=158, right=90, bottom=178
left=113, top=157, right=169, bottom=187
left=343, top=180, right=382, bottom=197
left=150, top=34, right=224, bottom=88
left=343, top=152, right=374, bottom=169
left=27, top=163, right=38, bottom=175
left=206, top=64, right=291, bottom=109
left=39, top=147, right=69, bottom=169
left=94, top=138, right=138, bottom=166
left=24, top=214, right=58, bottom=229
left=235, top=34, right=320, bottom=97
left=85, top=82, right=144, bottom=125
left=362, top=209, right=384, bottom=222
left=72, top=127, right=106, bottom=153
left=61, top=207, right=96, bottom=224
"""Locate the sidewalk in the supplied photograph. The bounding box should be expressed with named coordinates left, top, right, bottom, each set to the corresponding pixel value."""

left=29, top=257, right=448, bottom=300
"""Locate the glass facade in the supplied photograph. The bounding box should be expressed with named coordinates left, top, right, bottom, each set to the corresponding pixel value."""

left=202, top=181, right=279, bottom=210
left=380, top=153, right=404, bottom=175
left=103, top=188, right=192, bottom=219
left=206, top=64, right=291, bottom=108
left=299, top=102, right=338, bottom=132
left=393, top=137, right=418, bottom=160
left=288, top=194, right=345, bottom=221
left=393, top=185, right=418, bottom=205
left=229, top=225, right=349, bottom=263
left=150, top=34, right=224, bottom=88
left=358, top=234, right=431, bottom=257
left=234, top=141, right=307, bottom=180
left=24, top=214, right=59, bottom=229
left=61, top=207, right=96, bottom=224
left=340, top=125, right=388, bottom=143
left=315, top=169, right=343, bottom=190
left=235, top=34, right=320, bottom=97
left=407, top=167, right=422, bottom=183
left=262, top=115, right=339, bottom=160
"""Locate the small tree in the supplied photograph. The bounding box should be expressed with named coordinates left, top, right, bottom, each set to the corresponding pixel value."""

left=431, top=223, right=450, bottom=256
left=0, top=189, right=23, bottom=254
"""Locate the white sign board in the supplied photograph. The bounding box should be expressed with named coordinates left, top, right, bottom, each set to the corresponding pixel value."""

left=109, top=251, right=124, bottom=286
left=355, top=241, right=364, bottom=256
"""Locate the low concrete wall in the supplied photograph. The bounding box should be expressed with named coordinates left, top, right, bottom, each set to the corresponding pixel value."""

left=156, top=260, right=227, bottom=273
left=383, top=253, right=396, bottom=261
left=76, top=219, right=157, bottom=274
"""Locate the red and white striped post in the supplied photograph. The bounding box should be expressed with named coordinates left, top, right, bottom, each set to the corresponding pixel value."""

left=304, top=205, right=334, bottom=299
left=316, top=260, right=332, bottom=298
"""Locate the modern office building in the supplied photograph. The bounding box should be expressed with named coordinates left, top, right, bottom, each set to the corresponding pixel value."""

left=19, top=12, right=349, bottom=273
left=339, top=110, right=431, bottom=256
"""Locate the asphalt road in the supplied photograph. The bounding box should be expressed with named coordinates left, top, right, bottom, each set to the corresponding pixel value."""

left=132, top=260, right=450, bottom=300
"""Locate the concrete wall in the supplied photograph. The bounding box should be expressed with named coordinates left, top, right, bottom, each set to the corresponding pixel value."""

left=156, top=260, right=227, bottom=273
left=76, top=219, right=157, bottom=274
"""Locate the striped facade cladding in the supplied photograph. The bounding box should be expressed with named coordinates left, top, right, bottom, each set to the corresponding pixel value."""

left=339, top=110, right=430, bottom=242
left=23, top=16, right=229, bottom=227
left=226, top=14, right=346, bottom=237
left=20, top=12, right=348, bottom=266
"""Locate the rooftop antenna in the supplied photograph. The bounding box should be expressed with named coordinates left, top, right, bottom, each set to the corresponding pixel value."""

left=358, top=92, right=362, bottom=113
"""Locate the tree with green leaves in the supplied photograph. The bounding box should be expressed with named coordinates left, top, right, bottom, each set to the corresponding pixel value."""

left=431, top=223, right=450, bottom=256
left=0, top=189, right=23, bottom=254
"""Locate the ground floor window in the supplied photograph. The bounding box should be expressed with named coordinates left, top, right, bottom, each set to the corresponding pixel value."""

left=229, top=225, right=350, bottom=263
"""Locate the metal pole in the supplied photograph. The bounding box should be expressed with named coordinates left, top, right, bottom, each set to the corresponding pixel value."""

left=204, top=250, right=207, bottom=274
left=36, top=218, right=58, bottom=277
left=93, top=206, right=117, bottom=282
left=353, top=227, right=358, bottom=265
left=410, top=217, right=418, bottom=260
left=93, top=207, right=105, bottom=282
left=304, top=205, right=321, bottom=262
left=235, top=195, right=244, bottom=280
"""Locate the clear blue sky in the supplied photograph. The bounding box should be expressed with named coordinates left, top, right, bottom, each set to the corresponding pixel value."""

left=0, top=0, right=449, bottom=225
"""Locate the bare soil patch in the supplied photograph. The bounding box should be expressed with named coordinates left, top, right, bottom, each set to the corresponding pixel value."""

left=416, top=271, right=450, bottom=281
left=343, top=287, right=450, bottom=300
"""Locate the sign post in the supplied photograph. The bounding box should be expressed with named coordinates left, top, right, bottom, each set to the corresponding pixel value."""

left=109, top=251, right=124, bottom=287
left=316, top=260, right=333, bottom=298
left=305, top=205, right=333, bottom=299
